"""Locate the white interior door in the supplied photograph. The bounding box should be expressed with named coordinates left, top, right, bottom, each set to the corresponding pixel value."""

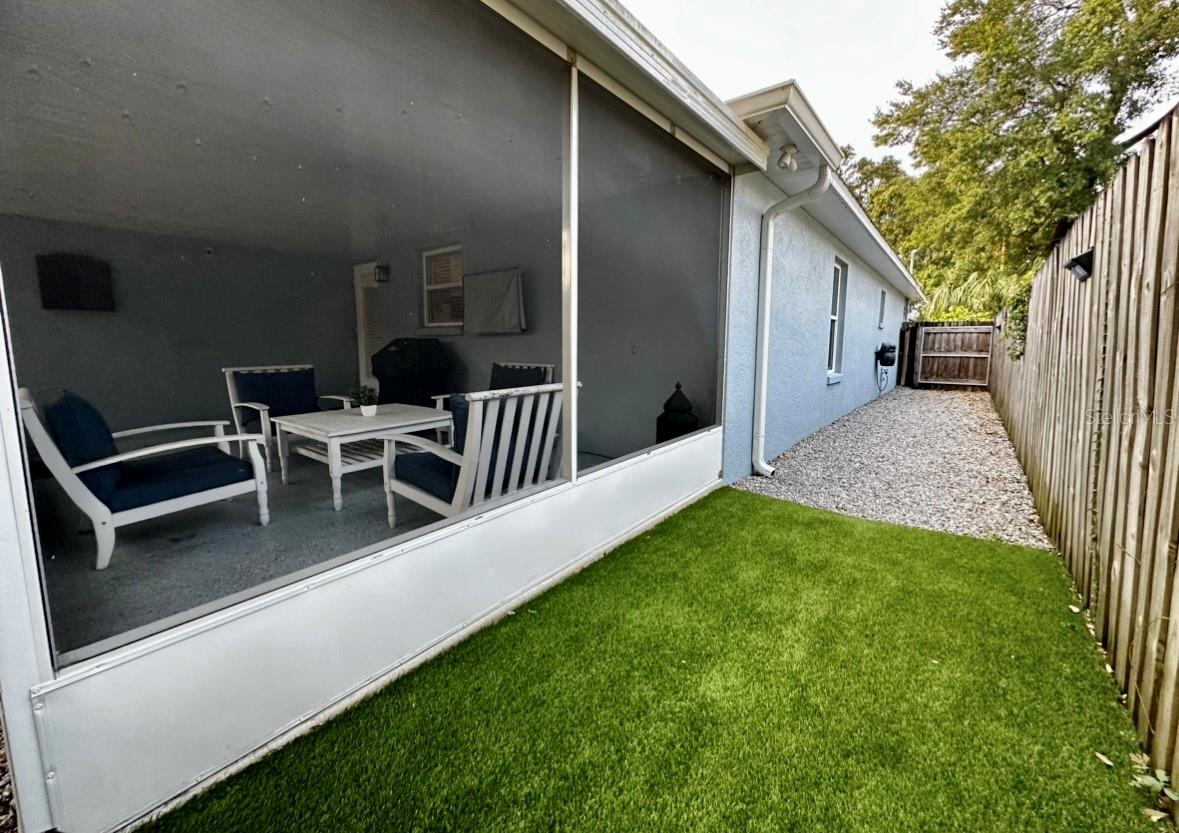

left=353, top=262, right=383, bottom=389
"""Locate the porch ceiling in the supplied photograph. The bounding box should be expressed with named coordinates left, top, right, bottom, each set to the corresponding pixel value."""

left=0, top=0, right=568, bottom=259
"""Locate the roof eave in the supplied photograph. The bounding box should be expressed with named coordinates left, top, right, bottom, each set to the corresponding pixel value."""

left=507, top=0, right=769, bottom=169
left=827, top=175, right=925, bottom=301
left=727, top=81, right=845, bottom=169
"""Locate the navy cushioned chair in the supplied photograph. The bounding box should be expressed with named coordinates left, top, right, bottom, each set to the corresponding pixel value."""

left=383, top=383, right=564, bottom=528
left=21, top=388, right=270, bottom=570
left=429, top=361, right=554, bottom=445
left=223, top=365, right=354, bottom=471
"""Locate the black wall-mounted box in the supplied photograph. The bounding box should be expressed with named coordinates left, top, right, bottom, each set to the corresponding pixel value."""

left=36, top=253, right=115, bottom=311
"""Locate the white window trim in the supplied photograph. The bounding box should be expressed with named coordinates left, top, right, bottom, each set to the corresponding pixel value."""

left=878, top=289, right=887, bottom=329
left=421, top=244, right=464, bottom=328
left=827, top=258, right=848, bottom=376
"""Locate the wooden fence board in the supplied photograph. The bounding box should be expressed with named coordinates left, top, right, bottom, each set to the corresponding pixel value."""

left=990, top=105, right=1179, bottom=777
left=1128, top=129, right=1170, bottom=728
left=1115, top=141, right=1156, bottom=687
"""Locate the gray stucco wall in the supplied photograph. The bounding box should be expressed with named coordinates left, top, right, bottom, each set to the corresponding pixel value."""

left=0, top=214, right=356, bottom=430
left=722, top=172, right=906, bottom=483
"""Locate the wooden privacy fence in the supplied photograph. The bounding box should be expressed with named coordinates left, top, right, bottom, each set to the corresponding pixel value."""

left=990, top=105, right=1179, bottom=774
left=915, top=323, right=992, bottom=386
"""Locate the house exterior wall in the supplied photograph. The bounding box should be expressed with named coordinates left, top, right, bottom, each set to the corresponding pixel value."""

left=722, top=172, right=906, bottom=483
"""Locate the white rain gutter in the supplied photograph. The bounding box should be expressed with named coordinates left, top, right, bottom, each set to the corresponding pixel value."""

left=752, top=164, right=831, bottom=476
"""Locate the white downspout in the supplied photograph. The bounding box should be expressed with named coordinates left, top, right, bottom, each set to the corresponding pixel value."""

left=752, top=164, right=831, bottom=476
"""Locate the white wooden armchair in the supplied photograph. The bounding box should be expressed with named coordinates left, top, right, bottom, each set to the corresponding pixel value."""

left=223, top=364, right=353, bottom=471
left=383, top=382, right=562, bottom=527
left=430, top=362, right=554, bottom=444
left=21, top=388, right=269, bottom=570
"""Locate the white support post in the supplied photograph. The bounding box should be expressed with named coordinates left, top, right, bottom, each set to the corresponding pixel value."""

left=0, top=289, right=56, bottom=830
left=561, top=60, right=579, bottom=481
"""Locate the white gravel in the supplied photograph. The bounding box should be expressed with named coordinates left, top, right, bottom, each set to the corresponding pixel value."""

left=735, top=387, right=1051, bottom=549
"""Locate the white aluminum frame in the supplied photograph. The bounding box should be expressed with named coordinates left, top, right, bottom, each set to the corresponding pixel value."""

left=562, top=62, right=579, bottom=481
left=0, top=274, right=56, bottom=833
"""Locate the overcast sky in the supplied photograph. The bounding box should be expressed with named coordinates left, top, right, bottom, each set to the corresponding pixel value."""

left=621, top=0, right=1179, bottom=160
left=621, top=0, right=951, bottom=161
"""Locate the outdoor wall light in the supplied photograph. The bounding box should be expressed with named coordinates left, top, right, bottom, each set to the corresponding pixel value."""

left=777, top=143, right=799, bottom=172
left=1064, top=248, right=1094, bottom=282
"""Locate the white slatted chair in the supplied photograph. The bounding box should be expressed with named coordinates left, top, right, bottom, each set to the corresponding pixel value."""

left=223, top=364, right=353, bottom=471
left=383, top=383, right=562, bottom=528
left=430, top=361, right=553, bottom=445
left=20, top=388, right=269, bottom=570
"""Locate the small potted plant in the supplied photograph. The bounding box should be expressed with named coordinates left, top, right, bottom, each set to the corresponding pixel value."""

left=353, top=385, right=378, bottom=417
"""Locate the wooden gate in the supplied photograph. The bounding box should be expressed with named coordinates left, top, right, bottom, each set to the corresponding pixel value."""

left=915, top=323, right=993, bottom=386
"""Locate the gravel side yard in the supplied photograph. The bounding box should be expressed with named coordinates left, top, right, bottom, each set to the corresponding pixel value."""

left=736, top=387, right=1051, bottom=549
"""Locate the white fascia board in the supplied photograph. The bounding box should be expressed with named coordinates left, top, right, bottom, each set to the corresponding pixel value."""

left=727, top=80, right=844, bottom=169
left=823, top=174, right=925, bottom=301
left=506, top=0, right=769, bottom=169
left=560, top=0, right=767, bottom=165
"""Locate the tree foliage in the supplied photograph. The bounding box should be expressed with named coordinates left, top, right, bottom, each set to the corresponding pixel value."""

left=856, top=0, right=1179, bottom=321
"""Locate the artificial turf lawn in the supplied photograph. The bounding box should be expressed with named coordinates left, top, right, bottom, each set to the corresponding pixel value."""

left=145, top=488, right=1155, bottom=832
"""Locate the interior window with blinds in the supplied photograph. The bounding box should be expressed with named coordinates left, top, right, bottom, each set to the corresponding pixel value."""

left=423, top=246, right=464, bottom=326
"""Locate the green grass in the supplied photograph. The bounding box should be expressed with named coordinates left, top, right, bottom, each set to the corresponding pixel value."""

left=145, top=489, right=1154, bottom=832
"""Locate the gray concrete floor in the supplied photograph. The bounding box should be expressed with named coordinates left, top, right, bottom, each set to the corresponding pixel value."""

left=38, top=455, right=438, bottom=660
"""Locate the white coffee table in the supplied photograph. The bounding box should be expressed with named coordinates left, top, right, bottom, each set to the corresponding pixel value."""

left=272, top=404, right=452, bottom=510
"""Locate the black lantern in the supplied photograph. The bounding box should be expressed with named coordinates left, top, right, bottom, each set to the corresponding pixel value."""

left=656, top=382, right=699, bottom=444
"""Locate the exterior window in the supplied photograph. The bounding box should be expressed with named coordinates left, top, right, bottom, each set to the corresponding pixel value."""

left=827, top=259, right=848, bottom=373
left=878, top=289, right=887, bottom=329
left=422, top=246, right=464, bottom=327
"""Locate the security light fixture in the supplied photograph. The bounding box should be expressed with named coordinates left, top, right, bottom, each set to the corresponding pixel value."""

left=1064, top=248, right=1094, bottom=281
left=776, top=143, right=799, bottom=172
